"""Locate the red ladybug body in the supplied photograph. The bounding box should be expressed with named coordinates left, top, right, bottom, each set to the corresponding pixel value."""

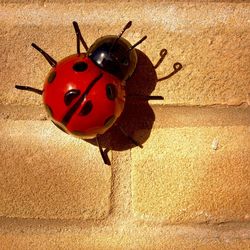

left=42, top=25, right=139, bottom=141
left=43, top=54, right=125, bottom=139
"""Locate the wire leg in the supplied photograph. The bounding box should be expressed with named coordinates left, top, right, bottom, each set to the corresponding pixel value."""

left=126, top=95, right=164, bottom=101
left=15, top=85, right=43, bottom=95
left=31, top=43, right=57, bottom=67
left=96, top=135, right=111, bottom=166
left=117, top=124, right=143, bottom=148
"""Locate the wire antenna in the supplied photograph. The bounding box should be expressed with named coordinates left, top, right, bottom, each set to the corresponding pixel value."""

left=31, top=43, right=57, bottom=67
left=127, top=35, right=147, bottom=53
left=73, top=21, right=89, bottom=54
left=109, top=21, right=132, bottom=53
left=15, top=85, right=43, bottom=95
left=119, top=21, right=132, bottom=37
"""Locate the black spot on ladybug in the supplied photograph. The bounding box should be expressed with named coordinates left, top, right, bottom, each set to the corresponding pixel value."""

left=72, top=61, right=88, bottom=72
left=45, top=105, right=53, bottom=117
left=106, top=84, right=117, bottom=100
left=64, top=89, right=81, bottom=106
left=62, top=73, right=103, bottom=126
left=79, top=100, right=93, bottom=116
left=104, top=115, right=116, bottom=127
left=52, top=120, right=67, bottom=134
left=47, top=71, right=56, bottom=83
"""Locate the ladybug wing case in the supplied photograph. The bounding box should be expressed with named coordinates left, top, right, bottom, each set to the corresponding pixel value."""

left=43, top=55, right=125, bottom=139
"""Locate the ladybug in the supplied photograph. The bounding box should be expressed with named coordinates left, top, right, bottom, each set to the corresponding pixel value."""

left=15, top=21, right=182, bottom=165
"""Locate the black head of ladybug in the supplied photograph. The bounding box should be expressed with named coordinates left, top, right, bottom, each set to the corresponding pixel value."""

left=87, top=35, right=138, bottom=81
left=73, top=20, right=146, bottom=81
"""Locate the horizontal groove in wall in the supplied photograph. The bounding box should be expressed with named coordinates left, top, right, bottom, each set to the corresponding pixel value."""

left=0, top=214, right=249, bottom=234
left=1, top=104, right=249, bottom=126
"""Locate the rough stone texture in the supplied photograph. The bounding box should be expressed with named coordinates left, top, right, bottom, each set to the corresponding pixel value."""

left=0, top=119, right=111, bottom=219
left=0, top=2, right=249, bottom=106
left=132, top=126, right=250, bottom=223
left=0, top=1, right=250, bottom=249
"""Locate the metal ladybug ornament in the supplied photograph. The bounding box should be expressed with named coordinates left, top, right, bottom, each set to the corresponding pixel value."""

left=15, top=21, right=182, bottom=165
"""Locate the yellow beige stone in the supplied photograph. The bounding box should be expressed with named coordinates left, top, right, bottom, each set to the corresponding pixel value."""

left=132, top=126, right=250, bottom=223
left=0, top=120, right=111, bottom=219
left=0, top=1, right=249, bottom=249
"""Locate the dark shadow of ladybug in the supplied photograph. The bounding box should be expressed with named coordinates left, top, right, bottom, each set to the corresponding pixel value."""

left=86, top=49, right=182, bottom=152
